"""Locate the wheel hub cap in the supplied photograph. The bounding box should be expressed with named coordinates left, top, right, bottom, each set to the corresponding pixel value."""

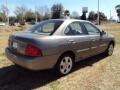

left=60, top=56, right=73, bottom=75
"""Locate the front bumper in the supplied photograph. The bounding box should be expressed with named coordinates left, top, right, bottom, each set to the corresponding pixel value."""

left=5, top=48, right=58, bottom=70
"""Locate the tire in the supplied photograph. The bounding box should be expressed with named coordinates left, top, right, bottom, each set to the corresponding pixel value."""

left=105, top=43, right=114, bottom=56
left=55, top=54, right=74, bottom=76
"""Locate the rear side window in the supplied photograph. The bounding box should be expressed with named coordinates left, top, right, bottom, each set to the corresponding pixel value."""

left=83, top=22, right=100, bottom=35
left=28, top=20, right=63, bottom=35
left=64, top=22, right=86, bottom=35
left=42, top=23, right=55, bottom=33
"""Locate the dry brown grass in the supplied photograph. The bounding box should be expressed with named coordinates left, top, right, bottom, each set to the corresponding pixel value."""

left=0, top=24, right=31, bottom=32
left=98, top=23, right=120, bottom=31
left=0, top=23, right=120, bottom=90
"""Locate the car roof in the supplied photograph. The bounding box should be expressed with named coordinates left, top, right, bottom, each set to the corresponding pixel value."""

left=49, top=19, right=89, bottom=23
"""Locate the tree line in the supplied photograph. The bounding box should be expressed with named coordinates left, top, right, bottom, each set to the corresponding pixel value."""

left=0, top=3, right=107, bottom=23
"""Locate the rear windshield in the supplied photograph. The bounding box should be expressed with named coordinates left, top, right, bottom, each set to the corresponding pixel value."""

left=27, top=20, right=63, bottom=35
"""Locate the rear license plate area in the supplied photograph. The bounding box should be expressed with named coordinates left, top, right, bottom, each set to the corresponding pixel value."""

left=12, top=42, right=18, bottom=49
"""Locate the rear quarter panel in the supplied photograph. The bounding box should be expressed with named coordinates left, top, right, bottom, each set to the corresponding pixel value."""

left=35, top=36, right=73, bottom=57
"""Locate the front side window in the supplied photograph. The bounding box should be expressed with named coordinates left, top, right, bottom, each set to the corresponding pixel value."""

left=83, top=22, right=100, bottom=35
left=65, top=22, right=86, bottom=35
left=28, top=20, right=63, bottom=35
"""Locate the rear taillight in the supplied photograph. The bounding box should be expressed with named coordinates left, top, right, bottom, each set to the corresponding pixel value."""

left=25, top=44, right=42, bottom=57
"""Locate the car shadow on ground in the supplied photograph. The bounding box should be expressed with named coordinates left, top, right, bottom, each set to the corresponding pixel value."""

left=0, top=54, right=107, bottom=89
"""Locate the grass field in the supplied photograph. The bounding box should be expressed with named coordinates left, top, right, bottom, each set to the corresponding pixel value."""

left=0, top=23, right=120, bottom=90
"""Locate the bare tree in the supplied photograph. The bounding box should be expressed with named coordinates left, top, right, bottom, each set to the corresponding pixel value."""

left=41, top=6, right=50, bottom=20
left=0, top=5, right=9, bottom=22
left=38, top=6, right=50, bottom=16
left=14, top=5, right=27, bottom=21
left=34, top=6, right=50, bottom=22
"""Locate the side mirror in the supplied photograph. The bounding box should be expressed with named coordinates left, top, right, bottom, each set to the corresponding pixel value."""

left=100, top=30, right=106, bottom=36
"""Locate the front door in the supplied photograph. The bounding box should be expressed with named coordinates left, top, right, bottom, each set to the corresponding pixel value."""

left=83, top=22, right=105, bottom=55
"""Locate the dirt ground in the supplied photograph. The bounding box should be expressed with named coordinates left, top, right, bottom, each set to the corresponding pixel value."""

left=0, top=23, right=120, bottom=90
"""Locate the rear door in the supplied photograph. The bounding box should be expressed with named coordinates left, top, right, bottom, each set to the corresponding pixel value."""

left=64, top=21, right=91, bottom=61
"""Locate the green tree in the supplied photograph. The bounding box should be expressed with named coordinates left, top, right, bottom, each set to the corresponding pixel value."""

left=0, top=12, right=4, bottom=21
left=9, top=16, right=16, bottom=21
left=88, top=11, right=96, bottom=21
left=24, top=9, right=35, bottom=22
left=88, top=11, right=107, bottom=21
left=81, top=12, right=86, bottom=20
left=51, top=3, right=64, bottom=19
left=96, top=12, right=107, bottom=21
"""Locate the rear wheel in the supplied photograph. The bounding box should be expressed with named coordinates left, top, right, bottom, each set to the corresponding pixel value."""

left=55, top=54, right=74, bottom=76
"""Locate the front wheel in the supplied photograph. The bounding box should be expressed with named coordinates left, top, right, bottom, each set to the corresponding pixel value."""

left=105, top=43, right=114, bottom=56
left=55, top=54, right=74, bottom=76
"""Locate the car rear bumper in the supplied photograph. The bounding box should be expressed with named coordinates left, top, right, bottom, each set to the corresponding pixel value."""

left=5, top=48, right=59, bottom=70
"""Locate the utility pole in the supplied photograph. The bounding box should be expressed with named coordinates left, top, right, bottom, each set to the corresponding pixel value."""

left=34, top=0, right=38, bottom=24
left=6, top=0, right=9, bottom=25
left=110, top=10, right=112, bottom=21
left=35, top=6, right=38, bottom=24
left=97, top=0, right=100, bottom=25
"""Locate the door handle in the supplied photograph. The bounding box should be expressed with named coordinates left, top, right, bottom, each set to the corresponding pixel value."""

left=68, top=40, right=76, bottom=43
left=91, top=38, right=96, bottom=42
left=69, top=40, right=74, bottom=42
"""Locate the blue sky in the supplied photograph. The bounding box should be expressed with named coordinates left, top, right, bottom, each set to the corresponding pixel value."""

left=0, top=0, right=120, bottom=20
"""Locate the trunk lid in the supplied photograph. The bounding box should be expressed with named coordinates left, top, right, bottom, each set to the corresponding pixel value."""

left=8, top=32, right=46, bottom=55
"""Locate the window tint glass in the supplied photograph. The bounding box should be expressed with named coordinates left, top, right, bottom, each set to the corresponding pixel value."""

left=64, top=26, right=72, bottom=35
left=28, top=20, right=63, bottom=35
left=83, top=22, right=100, bottom=35
left=65, top=22, right=86, bottom=35
left=42, top=23, right=54, bottom=33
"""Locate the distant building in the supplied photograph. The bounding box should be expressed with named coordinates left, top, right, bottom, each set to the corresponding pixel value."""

left=64, top=10, right=70, bottom=19
left=64, top=16, right=70, bottom=19
left=115, top=5, right=120, bottom=22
